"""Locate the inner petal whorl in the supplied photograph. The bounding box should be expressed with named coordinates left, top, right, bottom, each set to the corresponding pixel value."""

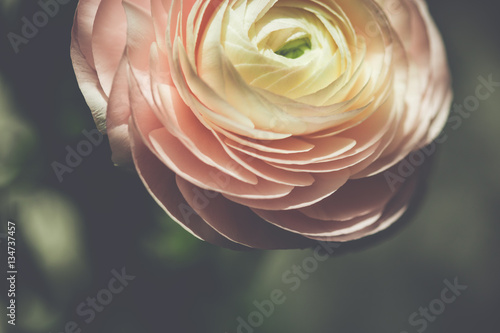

left=220, top=0, right=357, bottom=100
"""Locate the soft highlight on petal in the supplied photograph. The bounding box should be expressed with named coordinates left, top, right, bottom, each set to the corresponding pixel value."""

left=71, top=0, right=452, bottom=250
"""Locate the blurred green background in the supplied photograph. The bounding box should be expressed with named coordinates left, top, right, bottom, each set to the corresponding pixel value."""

left=0, top=0, right=499, bottom=332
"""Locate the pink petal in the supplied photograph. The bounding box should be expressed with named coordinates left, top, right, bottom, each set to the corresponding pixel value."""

left=122, top=0, right=156, bottom=72
left=129, top=120, right=246, bottom=250
left=91, top=0, right=127, bottom=96
left=71, top=34, right=108, bottom=133
left=299, top=170, right=400, bottom=221
left=254, top=208, right=383, bottom=238
left=176, top=176, right=312, bottom=249
left=308, top=164, right=418, bottom=242
left=225, top=169, right=350, bottom=210
left=149, top=128, right=294, bottom=199
left=107, top=56, right=132, bottom=165
left=226, top=136, right=356, bottom=165
left=73, top=0, right=101, bottom=68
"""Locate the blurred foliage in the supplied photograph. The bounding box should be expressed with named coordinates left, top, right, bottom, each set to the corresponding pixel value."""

left=0, top=77, right=37, bottom=188
left=0, top=0, right=499, bottom=333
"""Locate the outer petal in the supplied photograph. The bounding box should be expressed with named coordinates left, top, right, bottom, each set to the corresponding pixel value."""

left=91, top=0, right=128, bottom=96
left=72, top=0, right=452, bottom=250
left=71, top=8, right=107, bottom=132
left=176, top=176, right=313, bottom=249
left=107, top=56, right=133, bottom=165
left=71, top=0, right=128, bottom=132
left=130, top=117, right=247, bottom=250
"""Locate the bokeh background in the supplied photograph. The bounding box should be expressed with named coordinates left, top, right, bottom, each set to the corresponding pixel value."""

left=0, top=0, right=499, bottom=332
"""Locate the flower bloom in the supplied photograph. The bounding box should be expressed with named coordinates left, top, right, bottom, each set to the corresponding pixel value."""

left=71, top=0, right=452, bottom=249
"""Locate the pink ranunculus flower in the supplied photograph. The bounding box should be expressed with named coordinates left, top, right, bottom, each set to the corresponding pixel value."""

left=71, top=0, right=452, bottom=249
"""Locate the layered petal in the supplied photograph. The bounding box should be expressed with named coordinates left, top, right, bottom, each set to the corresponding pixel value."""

left=72, top=0, right=452, bottom=250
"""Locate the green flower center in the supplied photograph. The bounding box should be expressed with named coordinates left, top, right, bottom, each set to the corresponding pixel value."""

left=275, top=37, right=312, bottom=59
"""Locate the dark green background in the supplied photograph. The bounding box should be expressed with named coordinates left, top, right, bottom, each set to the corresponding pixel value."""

left=0, top=0, right=499, bottom=332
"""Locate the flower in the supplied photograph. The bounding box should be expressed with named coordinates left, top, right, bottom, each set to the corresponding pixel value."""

left=71, top=0, right=452, bottom=249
